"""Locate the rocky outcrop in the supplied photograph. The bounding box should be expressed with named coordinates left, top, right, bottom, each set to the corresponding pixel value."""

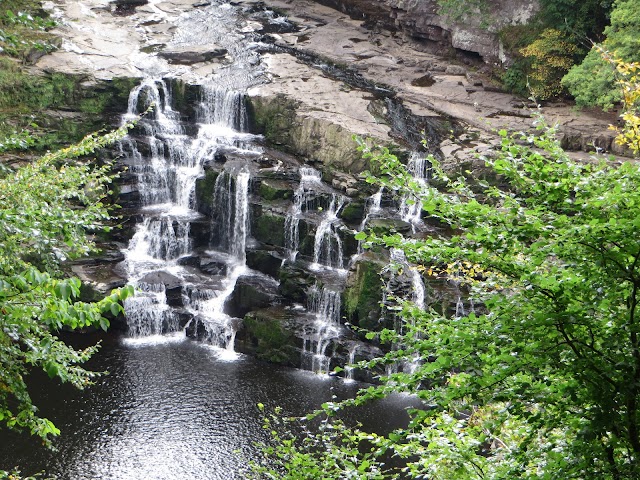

left=312, top=0, right=540, bottom=64
left=249, top=95, right=370, bottom=174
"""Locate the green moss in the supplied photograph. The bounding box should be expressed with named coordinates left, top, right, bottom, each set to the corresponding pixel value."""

left=247, top=95, right=298, bottom=149
left=253, top=212, right=286, bottom=247
left=257, top=179, right=292, bottom=201
left=0, top=58, right=138, bottom=150
left=244, top=312, right=297, bottom=365
left=339, top=200, right=365, bottom=224
left=344, top=259, right=384, bottom=331
left=195, top=169, right=220, bottom=205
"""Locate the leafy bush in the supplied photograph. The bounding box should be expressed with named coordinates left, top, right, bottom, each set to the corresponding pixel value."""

left=562, top=0, right=640, bottom=109
left=520, top=29, right=578, bottom=100
left=255, top=69, right=640, bottom=478
left=0, top=124, right=136, bottom=444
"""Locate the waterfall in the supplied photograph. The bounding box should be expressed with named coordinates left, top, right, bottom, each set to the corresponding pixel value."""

left=311, top=194, right=346, bottom=270
left=359, top=187, right=383, bottom=232
left=382, top=249, right=427, bottom=374
left=399, top=152, right=430, bottom=227
left=120, top=76, right=258, bottom=353
left=124, top=284, right=179, bottom=337
left=211, top=168, right=251, bottom=262
left=198, top=85, right=248, bottom=132
left=285, top=166, right=322, bottom=262
left=345, top=343, right=359, bottom=381
left=355, top=187, right=384, bottom=257
left=389, top=248, right=426, bottom=310
left=302, top=284, right=342, bottom=373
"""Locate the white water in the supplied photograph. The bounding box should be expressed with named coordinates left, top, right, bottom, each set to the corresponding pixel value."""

left=399, top=152, right=430, bottom=228
left=311, top=194, right=346, bottom=270
left=303, top=284, right=342, bottom=373
left=285, top=166, right=322, bottom=262
left=121, top=76, right=258, bottom=351
left=344, top=343, right=359, bottom=382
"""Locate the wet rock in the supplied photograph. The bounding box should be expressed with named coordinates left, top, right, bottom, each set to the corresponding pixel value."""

left=177, top=255, right=201, bottom=268
left=257, top=178, right=293, bottom=201
left=251, top=208, right=287, bottom=247
left=344, top=253, right=386, bottom=332
left=367, top=217, right=412, bottom=236
left=71, top=263, right=128, bottom=303
left=199, top=258, right=228, bottom=275
left=226, top=275, right=278, bottom=318
left=278, top=263, right=316, bottom=303
left=236, top=308, right=298, bottom=366
left=339, top=200, right=365, bottom=225
left=158, top=45, right=228, bottom=65
left=195, top=169, right=220, bottom=216
left=111, top=0, right=148, bottom=16
left=246, top=249, right=284, bottom=278
left=138, top=271, right=183, bottom=306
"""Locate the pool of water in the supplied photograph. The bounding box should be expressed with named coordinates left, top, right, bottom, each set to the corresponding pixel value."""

left=0, top=332, right=416, bottom=479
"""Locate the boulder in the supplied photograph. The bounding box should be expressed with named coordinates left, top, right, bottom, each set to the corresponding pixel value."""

left=226, top=275, right=278, bottom=318
left=158, top=45, right=228, bottom=65
left=246, top=250, right=284, bottom=278
left=236, top=308, right=299, bottom=366
left=138, top=271, right=183, bottom=306
left=343, top=254, right=387, bottom=332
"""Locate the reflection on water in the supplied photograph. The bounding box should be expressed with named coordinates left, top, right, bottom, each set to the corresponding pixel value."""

left=0, top=333, right=417, bottom=479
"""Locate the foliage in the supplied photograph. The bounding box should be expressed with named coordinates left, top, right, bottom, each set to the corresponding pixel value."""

left=0, top=5, right=57, bottom=60
left=436, top=0, right=489, bottom=25
left=0, top=469, right=49, bottom=480
left=561, top=48, right=621, bottom=110
left=0, top=57, right=139, bottom=151
left=255, top=95, right=640, bottom=478
left=0, top=123, right=136, bottom=443
left=562, top=0, right=640, bottom=109
left=0, top=127, right=36, bottom=153
left=251, top=405, right=388, bottom=479
left=610, top=56, right=640, bottom=155
left=538, top=0, right=613, bottom=40
left=520, top=29, right=579, bottom=100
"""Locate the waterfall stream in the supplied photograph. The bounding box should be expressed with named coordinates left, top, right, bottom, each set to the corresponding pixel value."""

left=399, top=152, right=431, bottom=228
left=120, top=59, right=261, bottom=354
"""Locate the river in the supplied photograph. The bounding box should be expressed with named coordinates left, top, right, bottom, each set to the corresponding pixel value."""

left=0, top=332, right=416, bottom=479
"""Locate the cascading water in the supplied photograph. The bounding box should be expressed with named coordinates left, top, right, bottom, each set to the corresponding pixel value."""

left=114, top=0, right=272, bottom=352
left=120, top=78, right=260, bottom=351
left=302, top=283, right=342, bottom=373
left=187, top=166, right=251, bottom=351
left=383, top=248, right=427, bottom=374
left=399, top=152, right=430, bottom=228
left=285, top=166, right=322, bottom=262
left=354, top=187, right=384, bottom=257
left=311, top=194, right=346, bottom=271
left=345, top=343, right=359, bottom=381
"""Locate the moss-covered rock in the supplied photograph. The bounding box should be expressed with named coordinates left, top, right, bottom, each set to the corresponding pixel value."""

left=0, top=57, right=138, bottom=149
left=248, top=94, right=368, bottom=175
left=239, top=309, right=298, bottom=366
left=278, top=263, right=315, bottom=303
left=248, top=94, right=299, bottom=147
left=368, top=217, right=412, bottom=236
left=194, top=168, right=220, bottom=216
left=339, top=200, right=365, bottom=225
left=246, top=249, right=283, bottom=278
left=344, top=254, right=385, bottom=331
left=252, top=209, right=286, bottom=247
left=257, top=178, right=293, bottom=201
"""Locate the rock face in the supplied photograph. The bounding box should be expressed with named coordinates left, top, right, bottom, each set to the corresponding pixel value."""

left=34, top=0, right=628, bottom=379
left=312, top=0, right=540, bottom=63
